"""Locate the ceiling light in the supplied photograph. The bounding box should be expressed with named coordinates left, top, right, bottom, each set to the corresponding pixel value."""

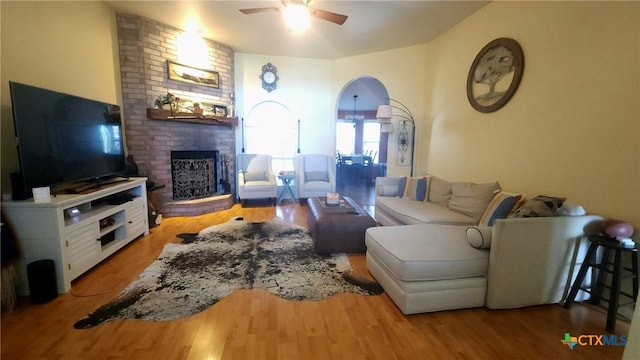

left=345, top=95, right=364, bottom=121
left=282, top=5, right=310, bottom=32
left=177, top=30, right=209, bottom=68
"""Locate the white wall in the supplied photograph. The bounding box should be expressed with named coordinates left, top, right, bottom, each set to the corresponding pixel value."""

left=234, top=53, right=333, bottom=155
left=424, top=1, right=640, bottom=230
left=0, top=1, right=121, bottom=192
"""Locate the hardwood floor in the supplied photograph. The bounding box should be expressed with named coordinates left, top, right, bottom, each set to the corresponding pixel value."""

left=336, top=175, right=377, bottom=206
left=1, top=202, right=631, bottom=359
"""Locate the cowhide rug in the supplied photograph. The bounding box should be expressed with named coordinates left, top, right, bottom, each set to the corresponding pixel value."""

left=74, top=216, right=382, bottom=329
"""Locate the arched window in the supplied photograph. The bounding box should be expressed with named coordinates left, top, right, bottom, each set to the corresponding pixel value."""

left=244, top=101, right=298, bottom=174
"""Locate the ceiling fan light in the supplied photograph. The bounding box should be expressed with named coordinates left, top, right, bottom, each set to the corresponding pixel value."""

left=282, top=5, right=310, bottom=32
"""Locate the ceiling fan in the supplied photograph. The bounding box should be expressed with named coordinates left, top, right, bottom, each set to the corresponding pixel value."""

left=239, top=0, right=348, bottom=26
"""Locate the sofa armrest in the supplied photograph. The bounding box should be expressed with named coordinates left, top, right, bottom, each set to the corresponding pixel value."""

left=486, top=215, right=604, bottom=309
left=375, top=177, right=403, bottom=197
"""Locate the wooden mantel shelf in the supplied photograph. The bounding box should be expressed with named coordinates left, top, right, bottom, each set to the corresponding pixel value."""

left=146, top=108, right=238, bottom=127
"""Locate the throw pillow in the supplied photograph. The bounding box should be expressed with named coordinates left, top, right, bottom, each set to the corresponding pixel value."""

left=402, top=176, right=429, bottom=201
left=243, top=171, right=267, bottom=183
left=478, top=190, right=524, bottom=226
left=556, top=202, right=587, bottom=216
left=305, top=171, right=329, bottom=182
left=428, top=175, right=452, bottom=206
left=376, top=184, right=400, bottom=197
left=448, top=181, right=501, bottom=221
left=395, top=177, right=407, bottom=197
left=510, top=195, right=566, bottom=218
left=466, top=226, right=493, bottom=249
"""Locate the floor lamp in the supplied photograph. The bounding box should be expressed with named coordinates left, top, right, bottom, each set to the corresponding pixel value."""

left=376, top=99, right=416, bottom=177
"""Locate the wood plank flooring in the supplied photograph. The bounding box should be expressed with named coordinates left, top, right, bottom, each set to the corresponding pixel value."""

left=1, top=202, right=631, bottom=359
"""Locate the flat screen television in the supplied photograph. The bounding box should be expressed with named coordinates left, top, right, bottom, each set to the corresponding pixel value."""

left=9, top=81, right=126, bottom=192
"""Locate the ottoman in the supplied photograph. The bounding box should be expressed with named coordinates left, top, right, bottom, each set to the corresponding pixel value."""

left=365, top=224, right=489, bottom=314
left=307, top=196, right=376, bottom=254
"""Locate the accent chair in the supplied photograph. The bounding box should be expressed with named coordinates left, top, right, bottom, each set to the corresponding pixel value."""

left=236, top=153, right=277, bottom=206
left=295, top=153, right=336, bottom=202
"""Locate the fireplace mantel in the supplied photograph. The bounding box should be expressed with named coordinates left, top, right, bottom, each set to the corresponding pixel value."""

left=146, top=108, right=238, bottom=127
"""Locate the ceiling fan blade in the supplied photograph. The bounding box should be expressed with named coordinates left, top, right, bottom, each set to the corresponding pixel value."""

left=239, top=7, right=280, bottom=15
left=310, top=8, right=348, bottom=25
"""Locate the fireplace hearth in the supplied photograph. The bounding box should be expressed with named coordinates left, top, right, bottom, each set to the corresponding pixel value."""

left=150, top=150, right=234, bottom=217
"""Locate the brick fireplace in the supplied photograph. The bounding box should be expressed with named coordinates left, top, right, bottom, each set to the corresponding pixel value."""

left=116, top=14, right=236, bottom=216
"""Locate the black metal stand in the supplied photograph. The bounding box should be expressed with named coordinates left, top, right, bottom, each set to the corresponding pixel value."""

left=241, top=117, right=245, bottom=153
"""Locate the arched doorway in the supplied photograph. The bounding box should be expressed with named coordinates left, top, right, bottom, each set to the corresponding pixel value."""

left=335, top=77, right=389, bottom=182
left=335, top=77, right=389, bottom=205
left=336, top=77, right=389, bottom=163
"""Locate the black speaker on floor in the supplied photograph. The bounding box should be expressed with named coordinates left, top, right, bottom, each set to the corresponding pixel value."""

left=10, top=172, right=31, bottom=200
left=27, top=259, right=58, bottom=304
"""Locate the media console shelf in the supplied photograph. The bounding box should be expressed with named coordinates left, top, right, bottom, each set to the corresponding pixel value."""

left=2, top=177, right=149, bottom=295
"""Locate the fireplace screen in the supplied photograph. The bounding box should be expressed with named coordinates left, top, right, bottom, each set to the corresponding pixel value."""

left=171, top=151, right=218, bottom=200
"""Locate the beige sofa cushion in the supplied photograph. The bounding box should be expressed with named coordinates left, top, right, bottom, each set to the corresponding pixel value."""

left=365, top=224, right=490, bottom=281
left=427, top=175, right=452, bottom=206
left=375, top=196, right=476, bottom=226
left=448, top=181, right=500, bottom=221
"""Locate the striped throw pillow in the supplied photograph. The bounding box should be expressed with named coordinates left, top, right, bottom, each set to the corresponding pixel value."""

left=478, top=190, right=524, bottom=226
left=402, top=176, right=430, bottom=202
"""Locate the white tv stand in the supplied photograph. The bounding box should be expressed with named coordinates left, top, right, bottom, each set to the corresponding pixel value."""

left=2, top=177, right=149, bottom=295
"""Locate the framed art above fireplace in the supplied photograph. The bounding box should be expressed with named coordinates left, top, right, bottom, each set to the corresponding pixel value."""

left=167, top=60, right=219, bottom=88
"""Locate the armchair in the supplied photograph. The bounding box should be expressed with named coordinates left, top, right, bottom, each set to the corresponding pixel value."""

left=236, top=153, right=277, bottom=206
left=295, top=154, right=336, bottom=202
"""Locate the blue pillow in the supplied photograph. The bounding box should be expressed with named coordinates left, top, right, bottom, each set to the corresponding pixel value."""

left=402, top=177, right=429, bottom=201
left=395, top=177, right=407, bottom=197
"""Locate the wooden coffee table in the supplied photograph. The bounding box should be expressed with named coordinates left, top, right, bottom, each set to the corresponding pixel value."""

left=306, top=196, right=377, bottom=254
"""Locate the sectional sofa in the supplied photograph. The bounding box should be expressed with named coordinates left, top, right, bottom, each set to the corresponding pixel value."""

left=365, top=175, right=603, bottom=314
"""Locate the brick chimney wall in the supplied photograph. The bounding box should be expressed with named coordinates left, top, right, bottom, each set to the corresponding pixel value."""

left=116, top=14, right=236, bottom=215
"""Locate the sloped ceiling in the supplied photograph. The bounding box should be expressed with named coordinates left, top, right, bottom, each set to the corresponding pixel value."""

left=104, top=1, right=488, bottom=60
left=104, top=1, right=489, bottom=111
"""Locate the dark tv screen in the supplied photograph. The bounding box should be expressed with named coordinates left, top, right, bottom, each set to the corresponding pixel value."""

left=9, top=81, right=126, bottom=190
